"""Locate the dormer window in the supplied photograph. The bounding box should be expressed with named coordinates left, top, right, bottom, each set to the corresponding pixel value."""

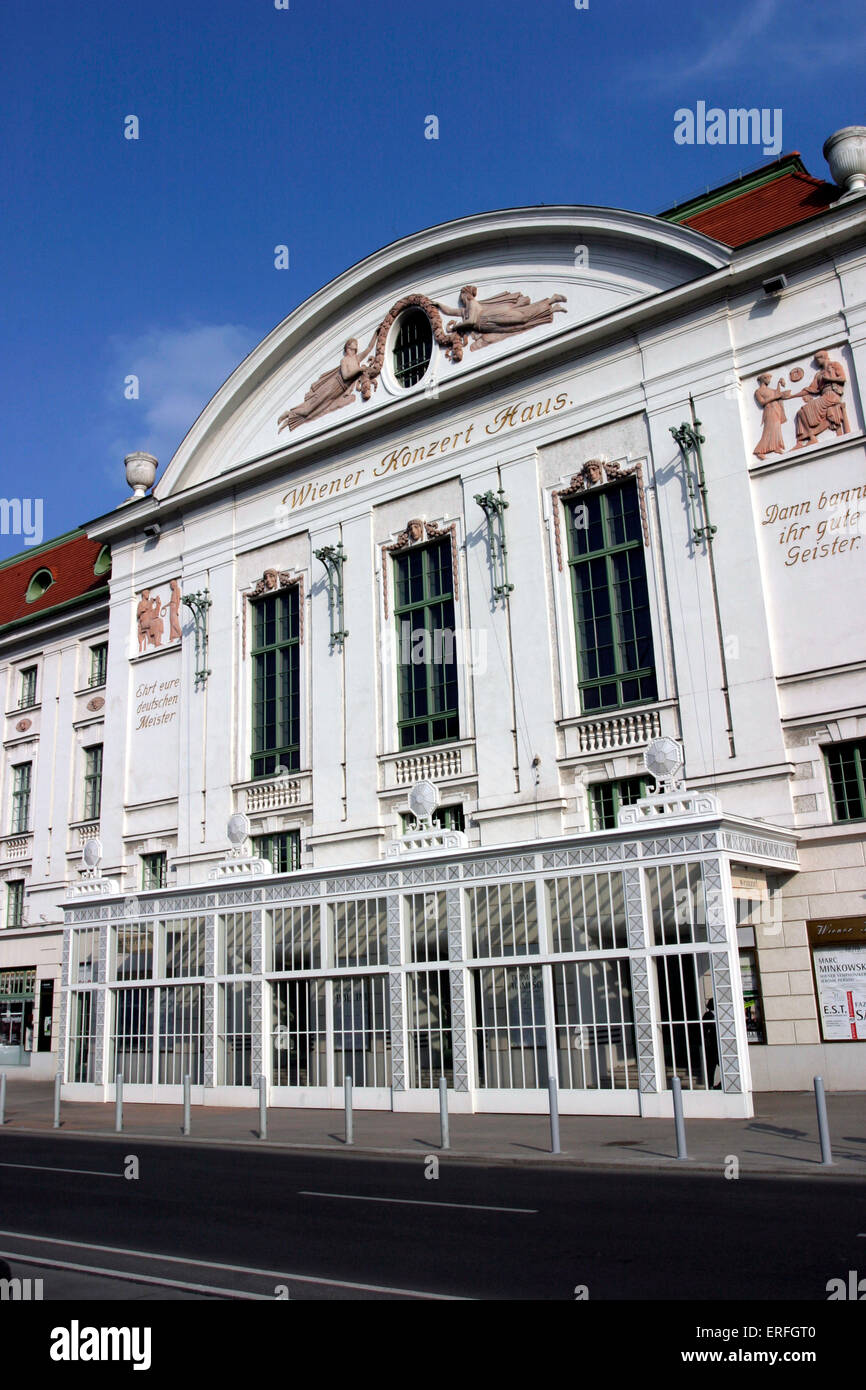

left=94, top=546, right=111, bottom=578
left=25, top=567, right=54, bottom=603
left=392, top=309, right=433, bottom=388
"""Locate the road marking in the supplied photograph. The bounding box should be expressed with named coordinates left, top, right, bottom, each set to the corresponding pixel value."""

left=299, top=1190, right=538, bottom=1214
left=0, top=1230, right=468, bottom=1300
left=0, top=1162, right=122, bottom=1178
left=0, top=1252, right=269, bottom=1300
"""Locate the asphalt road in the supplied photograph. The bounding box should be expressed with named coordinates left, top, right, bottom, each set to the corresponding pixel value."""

left=1, top=1130, right=864, bottom=1301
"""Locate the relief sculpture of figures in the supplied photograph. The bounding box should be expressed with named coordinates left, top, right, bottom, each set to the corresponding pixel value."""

left=431, top=285, right=567, bottom=351
left=753, top=373, right=791, bottom=458
left=136, top=584, right=182, bottom=652
left=136, top=588, right=165, bottom=652
left=793, top=350, right=851, bottom=448
left=278, top=329, right=379, bottom=432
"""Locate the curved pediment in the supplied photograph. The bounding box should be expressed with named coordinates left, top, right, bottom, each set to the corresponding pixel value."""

left=156, top=206, right=730, bottom=498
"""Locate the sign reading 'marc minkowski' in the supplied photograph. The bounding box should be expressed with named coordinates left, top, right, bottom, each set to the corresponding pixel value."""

left=807, top=918, right=866, bottom=1044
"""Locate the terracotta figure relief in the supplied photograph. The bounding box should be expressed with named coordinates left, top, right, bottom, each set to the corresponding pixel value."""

left=431, top=285, right=567, bottom=351
left=752, top=349, right=852, bottom=458
left=753, top=374, right=791, bottom=458
left=794, top=350, right=851, bottom=448
left=136, top=579, right=182, bottom=653
left=277, top=285, right=567, bottom=432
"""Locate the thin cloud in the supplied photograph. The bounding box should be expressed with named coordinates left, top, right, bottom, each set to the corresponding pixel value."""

left=100, top=322, right=257, bottom=487
left=632, top=0, right=865, bottom=91
left=679, top=0, right=782, bottom=81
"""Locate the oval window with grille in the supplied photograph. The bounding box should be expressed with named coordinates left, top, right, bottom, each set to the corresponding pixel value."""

left=392, top=309, right=433, bottom=389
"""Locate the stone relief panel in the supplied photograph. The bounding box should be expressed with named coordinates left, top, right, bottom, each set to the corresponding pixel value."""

left=750, top=346, right=859, bottom=460
left=136, top=579, right=182, bottom=654
left=278, top=286, right=567, bottom=432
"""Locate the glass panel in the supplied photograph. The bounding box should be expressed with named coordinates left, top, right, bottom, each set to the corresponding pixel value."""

left=114, top=924, right=153, bottom=981
left=333, top=975, right=390, bottom=1087
left=163, top=917, right=207, bottom=978
left=473, top=965, right=547, bottom=1088
left=407, top=892, right=448, bottom=964
left=112, top=987, right=153, bottom=1084
left=467, top=881, right=539, bottom=958
left=552, top=959, right=637, bottom=1089
left=407, top=970, right=452, bottom=1086
left=68, top=992, right=97, bottom=1083
left=655, top=952, right=719, bottom=1090
left=220, top=912, right=254, bottom=974
left=645, top=864, right=709, bottom=946
left=545, top=873, right=628, bottom=953
left=158, top=984, right=203, bottom=1084
left=331, top=899, right=388, bottom=968
left=219, top=981, right=252, bottom=1085
left=272, top=978, right=327, bottom=1085
left=268, top=905, right=320, bottom=971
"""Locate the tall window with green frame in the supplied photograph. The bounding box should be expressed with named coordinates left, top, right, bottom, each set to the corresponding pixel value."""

left=394, top=539, right=459, bottom=749
left=567, top=481, right=657, bottom=712
left=83, top=745, right=103, bottom=821
left=251, top=587, right=301, bottom=778
left=10, top=763, right=31, bottom=835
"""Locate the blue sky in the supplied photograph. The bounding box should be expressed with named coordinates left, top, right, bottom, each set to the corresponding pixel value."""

left=1, top=0, right=864, bottom=558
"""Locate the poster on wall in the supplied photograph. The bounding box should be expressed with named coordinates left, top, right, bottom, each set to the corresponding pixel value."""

left=808, top=919, right=866, bottom=1043
left=813, top=946, right=866, bottom=1041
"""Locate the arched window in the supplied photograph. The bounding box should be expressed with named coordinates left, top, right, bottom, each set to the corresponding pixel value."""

left=25, top=567, right=54, bottom=603
left=392, top=309, right=433, bottom=388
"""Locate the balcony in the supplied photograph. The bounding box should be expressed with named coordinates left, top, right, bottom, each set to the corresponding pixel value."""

left=1, top=834, right=32, bottom=862
left=379, top=739, right=476, bottom=793
left=239, top=771, right=312, bottom=816
left=559, top=704, right=673, bottom=764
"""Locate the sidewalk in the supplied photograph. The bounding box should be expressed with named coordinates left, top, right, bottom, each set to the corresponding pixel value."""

left=0, top=1080, right=863, bottom=1176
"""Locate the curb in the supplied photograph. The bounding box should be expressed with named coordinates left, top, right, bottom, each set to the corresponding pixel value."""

left=1, top=1123, right=861, bottom=1179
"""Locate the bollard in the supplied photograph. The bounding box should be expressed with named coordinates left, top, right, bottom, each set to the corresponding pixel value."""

left=259, top=1075, right=268, bottom=1141
left=671, top=1075, right=688, bottom=1160
left=548, top=1073, right=561, bottom=1155
left=53, top=1071, right=62, bottom=1129
left=344, top=1073, right=353, bottom=1146
left=0, top=1072, right=5, bottom=1126
left=115, top=1072, right=123, bottom=1134
left=439, top=1075, right=450, bottom=1151
left=183, top=1074, right=191, bottom=1136
left=814, top=1075, right=834, bottom=1166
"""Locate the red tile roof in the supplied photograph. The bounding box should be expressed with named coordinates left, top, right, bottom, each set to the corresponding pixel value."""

left=0, top=532, right=108, bottom=630
left=667, top=167, right=838, bottom=248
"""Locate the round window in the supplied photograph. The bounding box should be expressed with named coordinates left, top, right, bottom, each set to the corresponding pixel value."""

left=392, top=309, right=433, bottom=389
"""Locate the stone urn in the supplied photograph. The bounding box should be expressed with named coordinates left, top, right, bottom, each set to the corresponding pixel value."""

left=823, top=126, right=866, bottom=196
left=124, top=451, right=158, bottom=498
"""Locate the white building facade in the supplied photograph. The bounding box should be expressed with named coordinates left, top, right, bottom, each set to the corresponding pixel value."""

left=4, top=140, right=866, bottom=1112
